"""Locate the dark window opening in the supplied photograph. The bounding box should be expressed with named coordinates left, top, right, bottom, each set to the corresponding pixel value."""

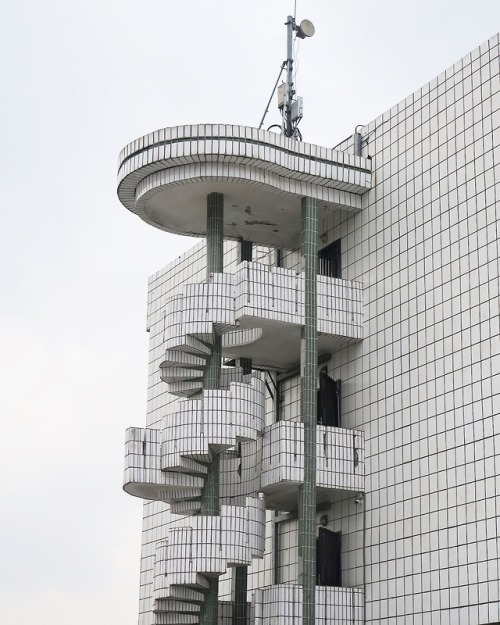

left=239, top=239, right=253, bottom=262
left=240, top=357, right=252, bottom=375
left=318, top=239, right=341, bottom=278
left=275, top=380, right=283, bottom=422
left=316, top=527, right=342, bottom=587
left=317, top=370, right=341, bottom=427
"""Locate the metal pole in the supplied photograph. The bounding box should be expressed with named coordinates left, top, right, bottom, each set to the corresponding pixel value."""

left=298, top=195, right=318, bottom=625
left=285, top=15, right=295, bottom=137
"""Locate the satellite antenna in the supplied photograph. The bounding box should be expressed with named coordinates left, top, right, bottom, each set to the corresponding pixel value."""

left=258, top=14, right=315, bottom=140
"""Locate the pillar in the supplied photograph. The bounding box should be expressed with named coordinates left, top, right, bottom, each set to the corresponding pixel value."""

left=232, top=239, right=253, bottom=625
left=298, top=196, right=318, bottom=625
left=200, top=192, right=224, bottom=624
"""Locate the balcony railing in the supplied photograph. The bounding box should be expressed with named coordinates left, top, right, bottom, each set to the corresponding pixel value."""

left=261, top=422, right=364, bottom=511
left=160, top=264, right=363, bottom=372
left=235, top=262, right=363, bottom=340
left=252, top=584, right=363, bottom=625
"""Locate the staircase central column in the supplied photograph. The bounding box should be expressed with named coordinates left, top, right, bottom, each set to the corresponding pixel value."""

left=298, top=195, right=318, bottom=625
left=200, top=192, right=224, bottom=624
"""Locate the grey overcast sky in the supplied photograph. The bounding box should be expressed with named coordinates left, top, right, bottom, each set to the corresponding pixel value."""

left=1, top=1, right=498, bottom=623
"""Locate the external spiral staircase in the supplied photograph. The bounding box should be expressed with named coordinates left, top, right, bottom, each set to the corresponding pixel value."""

left=123, top=266, right=368, bottom=623
left=124, top=273, right=266, bottom=623
left=152, top=497, right=265, bottom=624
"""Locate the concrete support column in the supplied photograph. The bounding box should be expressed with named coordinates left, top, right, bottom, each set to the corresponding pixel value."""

left=232, top=565, right=248, bottom=625
left=232, top=239, right=253, bottom=625
left=201, top=578, right=219, bottom=625
left=298, top=196, right=318, bottom=625
left=206, top=193, right=224, bottom=278
left=200, top=192, right=224, bottom=625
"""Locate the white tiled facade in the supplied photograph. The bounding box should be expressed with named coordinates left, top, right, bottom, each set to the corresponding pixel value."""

left=122, top=33, right=500, bottom=625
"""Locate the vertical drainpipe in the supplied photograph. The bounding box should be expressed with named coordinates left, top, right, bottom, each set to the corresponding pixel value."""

left=233, top=239, right=252, bottom=625
left=200, top=192, right=224, bottom=625
left=298, top=195, right=318, bottom=625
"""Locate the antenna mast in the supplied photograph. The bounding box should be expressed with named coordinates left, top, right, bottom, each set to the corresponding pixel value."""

left=280, top=15, right=315, bottom=139
left=284, top=15, right=295, bottom=138
left=258, top=14, right=315, bottom=140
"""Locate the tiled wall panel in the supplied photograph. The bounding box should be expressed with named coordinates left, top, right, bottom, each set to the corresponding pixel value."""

left=331, top=33, right=500, bottom=625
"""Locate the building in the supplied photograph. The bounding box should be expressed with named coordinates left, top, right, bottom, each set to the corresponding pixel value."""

left=117, top=32, right=500, bottom=625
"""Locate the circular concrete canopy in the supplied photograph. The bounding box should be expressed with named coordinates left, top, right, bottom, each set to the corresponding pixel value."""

left=145, top=179, right=305, bottom=249
left=117, top=124, right=371, bottom=248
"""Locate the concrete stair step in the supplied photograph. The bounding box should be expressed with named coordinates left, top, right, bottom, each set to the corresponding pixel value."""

left=169, top=500, right=202, bottom=515
left=167, top=586, right=205, bottom=603
left=153, top=599, right=201, bottom=614
left=165, top=380, right=204, bottom=397
left=160, top=349, right=208, bottom=368
left=154, top=613, right=198, bottom=625
left=160, top=367, right=204, bottom=383
left=163, top=456, right=208, bottom=476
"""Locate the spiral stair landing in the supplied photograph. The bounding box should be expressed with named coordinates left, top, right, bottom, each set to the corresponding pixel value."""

left=159, top=265, right=363, bottom=376
left=124, top=372, right=265, bottom=508
left=153, top=497, right=265, bottom=623
left=159, top=273, right=257, bottom=397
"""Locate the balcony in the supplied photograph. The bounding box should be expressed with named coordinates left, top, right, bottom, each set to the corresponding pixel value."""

left=261, top=422, right=364, bottom=511
left=160, top=264, right=363, bottom=375
left=252, top=584, right=363, bottom=625
left=224, top=262, right=363, bottom=369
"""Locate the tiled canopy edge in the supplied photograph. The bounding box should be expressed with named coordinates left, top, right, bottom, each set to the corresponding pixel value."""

left=116, top=124, right=372, bottom=245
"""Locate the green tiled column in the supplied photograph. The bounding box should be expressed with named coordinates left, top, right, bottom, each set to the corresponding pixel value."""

left=201, top=578, right=219, bottom=625
left=232, top=565, right=248, bottom=625
left=298, top=196, right=318, bottom=625
left=200, top=192, right=224, bottom=625
left=206, top=193, right=224, bottom=279
left=233, top=241, right=252, bottom=625
left=202, top=336, right=222, bottom=393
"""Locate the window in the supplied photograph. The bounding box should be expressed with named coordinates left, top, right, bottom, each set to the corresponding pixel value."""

left=316, top=527, right=342, bottom=587
left=317, top=370, right=341, bottom=427
left=275, top=380, right=283, bottom=422
left=239, top=239, right=253, bottom=262
left=318, top=239, right=341, bottom=278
